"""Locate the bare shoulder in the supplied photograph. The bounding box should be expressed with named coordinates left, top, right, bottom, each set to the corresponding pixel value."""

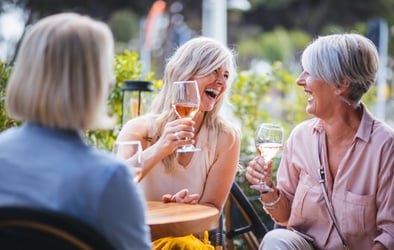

left=216, top=123, right=241, bottom=151
left=118, top=114, right=158, bottom=141
left=123, top=114, right=155, bottom=128
left=121, top=116, right=145, bottom=133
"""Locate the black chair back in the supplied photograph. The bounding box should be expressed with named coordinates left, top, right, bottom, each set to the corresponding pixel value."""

left=210, top=182, right=272, bottom=250
left=0, top=206, right=115, bottom=250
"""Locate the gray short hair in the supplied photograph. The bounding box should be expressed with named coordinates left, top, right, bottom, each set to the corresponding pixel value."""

left=6, top=13, right=115, bottom=130
left=301, top=33, right=379, bottom=104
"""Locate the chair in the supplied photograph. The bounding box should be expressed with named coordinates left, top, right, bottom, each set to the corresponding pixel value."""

left=210, top=182, right=271, bottom=250
left=0, top=206, right=115, bottom=250
left=224, top=182, right=271, bottom=249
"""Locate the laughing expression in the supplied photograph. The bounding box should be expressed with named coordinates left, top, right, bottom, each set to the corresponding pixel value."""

left=296, top=70, right=337, bottom=118
left=193, top=67, right=229, bottom=112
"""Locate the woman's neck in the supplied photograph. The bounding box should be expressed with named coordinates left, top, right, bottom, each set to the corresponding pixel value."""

left=323, top=105, right=363, bottom=143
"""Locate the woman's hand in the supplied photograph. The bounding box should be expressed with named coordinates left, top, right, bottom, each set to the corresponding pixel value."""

left=155, top=118, right=195, bottom=156
left=162, top=189, right=200, bottom=204
left=245, top=156, right=274, bottom=187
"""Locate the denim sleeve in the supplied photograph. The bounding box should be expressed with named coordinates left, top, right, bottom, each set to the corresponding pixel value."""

left=96, top=165, right=152, bottom=250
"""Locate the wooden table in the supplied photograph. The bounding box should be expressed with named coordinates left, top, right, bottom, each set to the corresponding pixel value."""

left=145, top=201, right=220, bottom=240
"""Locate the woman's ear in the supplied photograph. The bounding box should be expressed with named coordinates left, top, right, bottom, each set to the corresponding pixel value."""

left=335, top=78, right=350, bottom=96
left=336, top=79, right=354, bottom=107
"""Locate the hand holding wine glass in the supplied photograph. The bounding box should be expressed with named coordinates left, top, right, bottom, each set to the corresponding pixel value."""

left=250, top=123, right=284, bottom=193
left=113, top=140, right=144, bottom=182
left=172, top=80, right=201, bottom=153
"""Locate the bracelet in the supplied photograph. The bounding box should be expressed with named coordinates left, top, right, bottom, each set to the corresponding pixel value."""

left=259, top=190, right=281, bottom=209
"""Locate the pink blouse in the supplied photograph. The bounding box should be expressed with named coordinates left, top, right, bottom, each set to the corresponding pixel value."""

left=277, top=104, right=394, bottom=249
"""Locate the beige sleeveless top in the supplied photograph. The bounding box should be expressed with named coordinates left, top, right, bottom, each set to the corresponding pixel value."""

left=140, top=116, right=218, bottom=201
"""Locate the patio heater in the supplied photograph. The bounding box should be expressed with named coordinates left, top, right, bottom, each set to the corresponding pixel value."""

left=121, top=80, right=154, bottom=126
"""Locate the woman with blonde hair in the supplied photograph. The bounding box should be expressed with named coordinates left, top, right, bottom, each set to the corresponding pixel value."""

left=117, top=36, right=240, bottom=217
left=0, top=13, right=151, bottom=250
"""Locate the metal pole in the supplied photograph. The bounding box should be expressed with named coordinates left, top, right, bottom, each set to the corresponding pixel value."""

left=202, top=0, right=227, bottom=45
left=121, top=89, right=126, bottom=126
left=140, top=18, right=151, bottom=76
left=138, top=90, right=142, bottom=116
left=375, top=19, right=388, bottom=121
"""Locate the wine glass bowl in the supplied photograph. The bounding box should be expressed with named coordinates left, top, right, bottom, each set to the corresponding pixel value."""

left=255, top=124, right=284, bottom=161
left=172, top=80, right=201, bottom=153
left=250, top=123, right=284, bottom=193
left=113, top=140, right=143, bottom=182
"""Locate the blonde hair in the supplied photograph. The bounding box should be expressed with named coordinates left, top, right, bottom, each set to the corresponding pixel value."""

left=150, top=36, right=239, bottom=168
left=301, top=33, right=379, bottom=104
left=6, top=13, right=114, bottom=130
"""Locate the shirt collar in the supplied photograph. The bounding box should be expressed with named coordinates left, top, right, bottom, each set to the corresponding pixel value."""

left=355, top=103, right=374, bottom=142
left=310, top=102, right=374, bottom=143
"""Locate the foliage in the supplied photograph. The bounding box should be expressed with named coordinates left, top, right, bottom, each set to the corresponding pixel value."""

left=0, top=61, right=19, bottom=131
left=230, top=61, right=309, bottom=161
left=229, top=60, right=309, bottom=232
left=108, top=10, right=139, bottom=43
left=236, top=27, right=311, bottom=71
left=84, top=50, right=161, bottom=151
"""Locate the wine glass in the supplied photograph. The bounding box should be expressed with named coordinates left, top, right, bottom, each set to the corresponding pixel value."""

left=113, top=140, right=143, bottom=182
left=172, top=80, right=201, bottom=153
left=250, top=123, right=284, bottom=192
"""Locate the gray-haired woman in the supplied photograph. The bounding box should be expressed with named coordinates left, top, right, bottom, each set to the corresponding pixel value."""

left=246, top=33, right=394, bottom=250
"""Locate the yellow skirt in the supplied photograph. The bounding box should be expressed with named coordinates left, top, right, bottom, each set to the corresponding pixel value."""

left=153, top=231, right=214, bottom=250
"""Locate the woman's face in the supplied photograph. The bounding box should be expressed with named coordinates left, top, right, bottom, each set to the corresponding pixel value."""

left=193, top=66, right=229, bottom=112
left=296, top=70, right=337, bottom=118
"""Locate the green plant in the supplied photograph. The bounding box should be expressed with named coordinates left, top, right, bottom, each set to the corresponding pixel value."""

left=230, top=61, right=309, bottom=161
left=84, top=50, right=161, bottom=151
left=229, top=61, right=309, bottom=232
left=0, top=61, right=19, bottom=131
left=236, top=27, right=312, bottom=70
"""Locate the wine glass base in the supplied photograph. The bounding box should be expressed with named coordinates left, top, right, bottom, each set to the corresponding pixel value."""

left=176, top=146, right=201, bottom=153
left=249, top=183, right=274, bottom=193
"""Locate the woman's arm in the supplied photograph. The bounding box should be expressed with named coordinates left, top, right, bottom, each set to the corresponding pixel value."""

left=97, top=166, right=151, bottom=249
left=245, top=156, right=291, bottom=224
left=198, top=129, right=240, bottom=211
left=372, top=242, right=387, bottom=250
left=116, top=115, right=195, bottom=180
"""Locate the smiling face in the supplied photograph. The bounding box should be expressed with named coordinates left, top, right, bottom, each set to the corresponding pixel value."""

left=152, top=37, right=236, bottom=117
left=296, top=70, right=338, bottom=119
left=299, top=34, right=379, bottom=111
left=193, top=67, right=229, bottom=112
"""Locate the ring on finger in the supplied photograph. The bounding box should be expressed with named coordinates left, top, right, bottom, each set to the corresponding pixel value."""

left=174, top=132, right=180, bottom=140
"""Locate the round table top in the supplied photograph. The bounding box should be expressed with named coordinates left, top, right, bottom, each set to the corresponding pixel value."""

left=145, top=201, right=220, bottom=240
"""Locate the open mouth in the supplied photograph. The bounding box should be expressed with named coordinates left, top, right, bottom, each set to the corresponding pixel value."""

left=304, top=90, right=313, bottom=101
left=204, top=88, right=219, bottom=100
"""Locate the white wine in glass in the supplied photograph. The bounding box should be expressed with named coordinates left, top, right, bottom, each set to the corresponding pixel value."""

left=172, top=80, right=201, bottom=153
left=250, top=123, right=284, bottom=192
left=113, top=140, right=143, bottom=182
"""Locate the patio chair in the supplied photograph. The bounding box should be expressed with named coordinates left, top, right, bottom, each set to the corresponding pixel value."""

left=210, top=181, right=271, bottom=250
left=0, top=206, right=115, bottom=250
